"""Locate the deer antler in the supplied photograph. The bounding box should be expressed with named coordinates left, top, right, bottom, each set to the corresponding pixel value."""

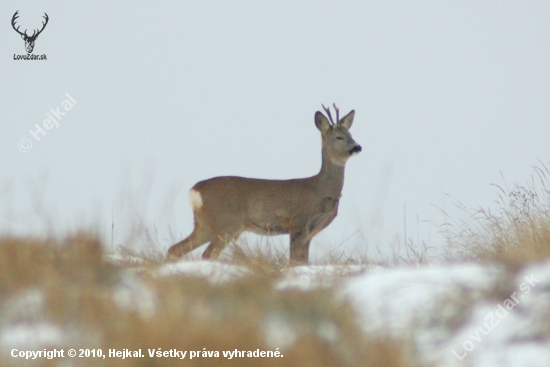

left=333, top=103, right=340, bottom=123
left=11, top=11, right=49, bottom=40
left=11, top=11, right=26, bottom=37
left=322, top=104, right=335, bottom=126
left=32, top=13, right=49, bottom=39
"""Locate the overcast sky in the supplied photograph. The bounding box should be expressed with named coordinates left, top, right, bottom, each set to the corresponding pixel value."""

left=2, top=1, right=549, bottom=261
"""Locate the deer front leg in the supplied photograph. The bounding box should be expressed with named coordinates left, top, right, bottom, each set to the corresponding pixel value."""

left=289, top=230, right=312, bottom=264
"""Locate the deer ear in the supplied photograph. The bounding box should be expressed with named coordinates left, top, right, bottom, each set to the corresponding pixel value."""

left=339, top=110, right=355, bottom=129
left=21, top=34, right=26, bottom=40
left=315, top=111, right=331, bottom=133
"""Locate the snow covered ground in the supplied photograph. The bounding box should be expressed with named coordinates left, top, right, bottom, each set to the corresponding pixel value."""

left=152, top=259, right=550, bottom=366
left=342, top=261, right=550, bottom=366
left=1, top=258, right=549, bottom=366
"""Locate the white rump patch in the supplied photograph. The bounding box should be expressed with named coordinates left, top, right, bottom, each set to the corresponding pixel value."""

left=189, top=189, right=203, bottom=209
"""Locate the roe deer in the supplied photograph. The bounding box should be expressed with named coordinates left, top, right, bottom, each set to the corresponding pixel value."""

left=167, top=104, right=362, bottom=264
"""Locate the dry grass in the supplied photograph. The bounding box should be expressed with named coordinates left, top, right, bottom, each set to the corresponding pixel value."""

left=223, top=241, right=289, bottom=277
left=443, top=162, right=550, bottom=266
left=0, top=234, right=415, bottom=367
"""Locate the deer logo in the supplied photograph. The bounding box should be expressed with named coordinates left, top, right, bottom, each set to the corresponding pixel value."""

left=11, top=11, right=49, bottom=54
left=167, top=104, right=362, bottom=264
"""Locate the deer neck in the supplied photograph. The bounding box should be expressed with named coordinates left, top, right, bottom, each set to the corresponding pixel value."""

left=314, top=150, right=346, bottom=197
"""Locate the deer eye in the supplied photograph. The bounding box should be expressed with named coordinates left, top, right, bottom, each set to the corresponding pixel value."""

left=336, top=136, right=344, bottom=140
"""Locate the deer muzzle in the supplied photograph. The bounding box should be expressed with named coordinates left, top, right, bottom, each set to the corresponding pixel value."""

left=349, top=145, right=362, bottom=155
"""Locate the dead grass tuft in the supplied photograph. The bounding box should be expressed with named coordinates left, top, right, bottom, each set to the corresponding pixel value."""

left=224, top=241, right=288, bottom=277
left=443, top=162, right=550, bottom=266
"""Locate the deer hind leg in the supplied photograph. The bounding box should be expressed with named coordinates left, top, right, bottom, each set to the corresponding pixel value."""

left=167, top=221, right=212, bottom=261
left=289, top=230, right=312, bottom=264
left=202, top=231, right=241, bottom=260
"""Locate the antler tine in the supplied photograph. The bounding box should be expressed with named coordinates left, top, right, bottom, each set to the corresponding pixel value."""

left=333, top=103, right=340, bottom=124
left=11, top=10, right=26, bottom=36
left=322, top=104, right=335, bottom=125
left=11, top=11, right=19, bottom=25
left=34, top=13, right=49, bottom=37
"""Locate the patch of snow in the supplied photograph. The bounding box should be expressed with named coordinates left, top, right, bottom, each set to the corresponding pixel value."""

left=431, top=303, right=542, bottom=366
left=263, top=310, right=340, bottom=350
left=153, top=260, right=250, bottom=284
left=316, top=320, right=340, bottom=343
left=263, top=313, right=296, bottom=350
left=0, top=323, right=63, bottom=349
left=516, top=259, right=550, bottom=292
left=342, top=263, right=502, bottom=333
left=105, top=253, right=145, bottom=265
left=112, top=272, right=156, bottom=319
left=2, top=288, right=45, bottom=323
left=341, top=261, right=550, bottom=367
left=472, top=342, right=550, bottom=367
left=277, top=264, right=379, bottom=290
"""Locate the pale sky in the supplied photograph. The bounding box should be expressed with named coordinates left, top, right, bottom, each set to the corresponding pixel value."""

left=2, top=1, right=550, bottom=261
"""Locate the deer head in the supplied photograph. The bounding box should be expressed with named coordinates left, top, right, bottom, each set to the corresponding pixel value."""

left=316, top=104, right=362, bottom=166
left=12, top=11, right=49, bottom=54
